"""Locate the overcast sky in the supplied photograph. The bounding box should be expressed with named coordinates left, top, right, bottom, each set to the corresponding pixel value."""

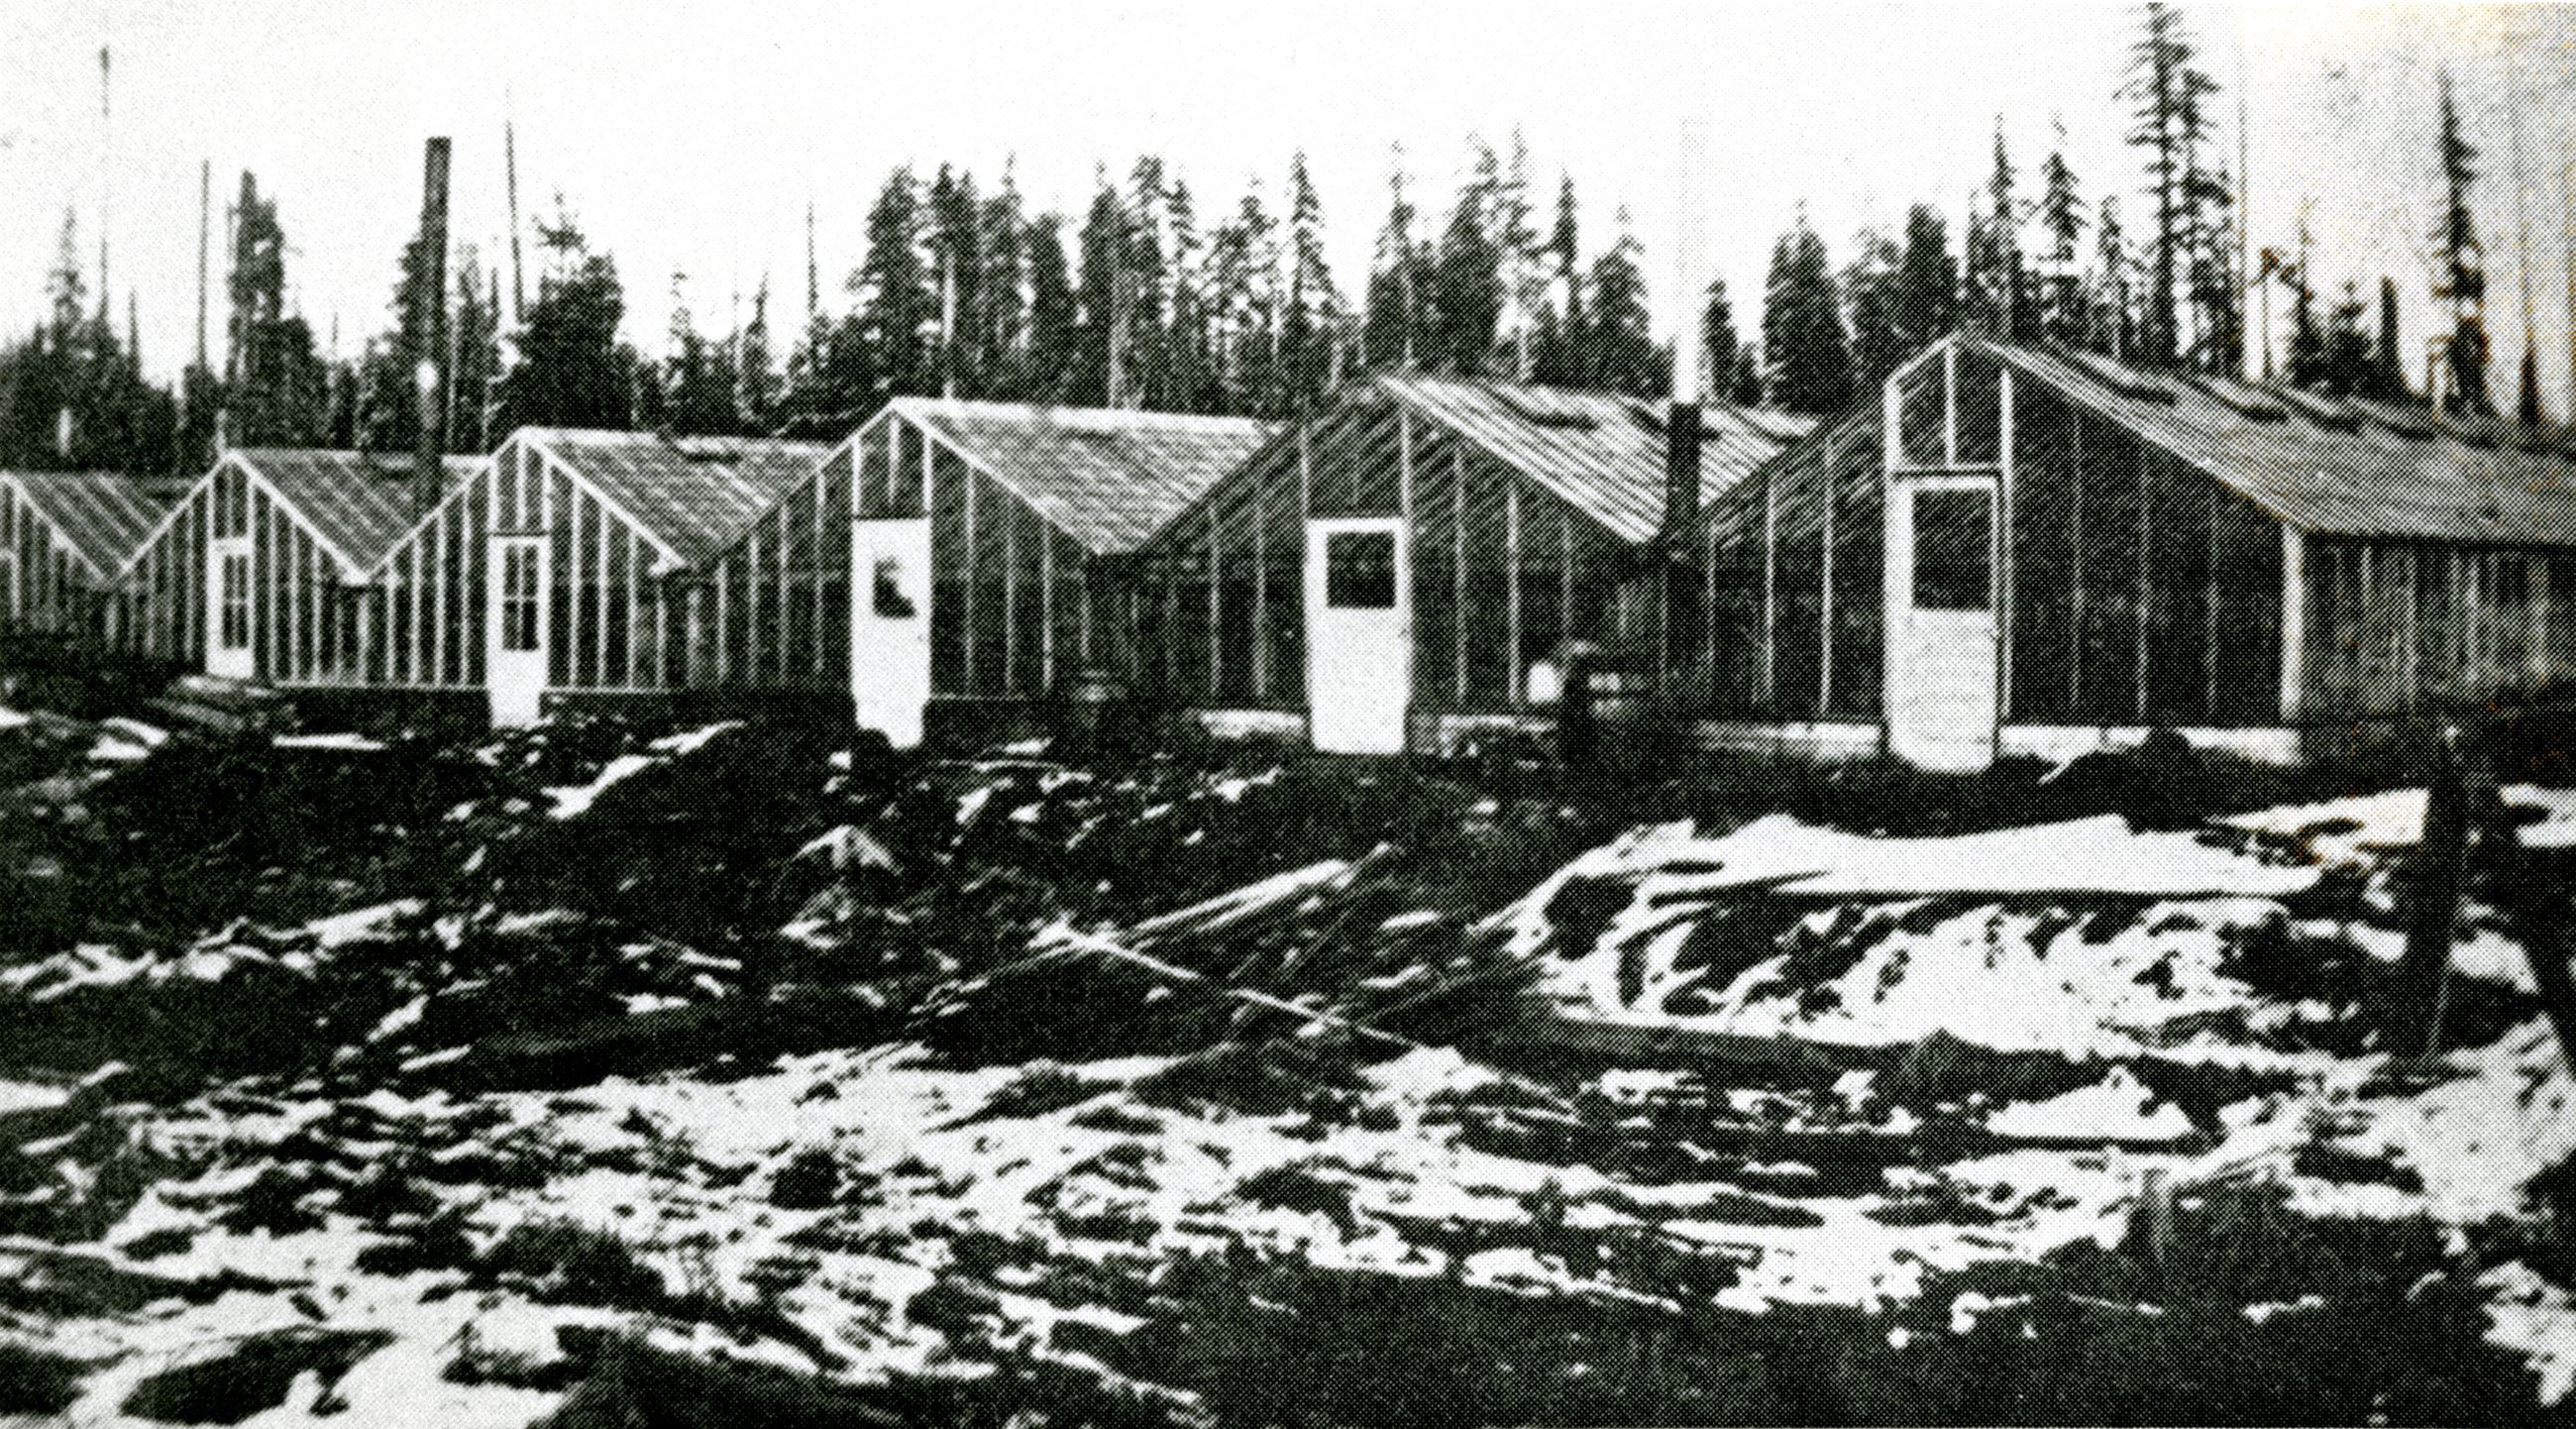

left=5, top=2, right=2575, bottom=410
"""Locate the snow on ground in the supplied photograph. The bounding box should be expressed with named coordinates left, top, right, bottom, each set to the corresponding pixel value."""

left=1505, top=814, right=2320, bottom=1062
left=1988, top=1067, right=2195, bottom=1142
left=545, top=753, right=655, bottom=820
left=649, top=720, right=742, bottom=756
left=2228, top=784, right=2576, bottom=865
left=273, top=731, right=390, bottom=751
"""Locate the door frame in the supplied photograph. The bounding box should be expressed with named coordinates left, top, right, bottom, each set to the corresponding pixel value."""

left=1884, top=472, right=2003, bottom=770
left=850, top=516, right=933, bottom=748
left=487, top=534, right=548, bottom=726
left=1303, top=514, right=1412, bottom=755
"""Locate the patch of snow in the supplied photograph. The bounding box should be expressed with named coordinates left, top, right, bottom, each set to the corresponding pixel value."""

left=273, top=731, right=389, bottom=751
left=0, top=1078, right=72, bottom=1115
left=1130, top=859, right=1351, bottom=938
left=1989, top=1067, right=2196, bottom=1142
left=650, top=720, right=741, bottom=756
left=547, top=753, right=655, bottom=819
left=305, top=899, right=421, bottom=947
left=2229, top=785, right=2576, bottom=864
left=2484, top=1262, right=2576, bottom=1405
left=0, top=706, right=27, bottom=728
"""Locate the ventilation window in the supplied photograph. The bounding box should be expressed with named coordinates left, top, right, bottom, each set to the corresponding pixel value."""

left=872, top=554, right=918, bottom=618
left=1495, top=389, right=1601, bottom=430
left=1325, top=530, right=1398, bottom=609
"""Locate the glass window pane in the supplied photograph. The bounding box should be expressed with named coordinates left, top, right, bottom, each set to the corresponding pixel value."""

left=1325, top=531, right=1397, bottom=609
left=1912, top=489, right=1993, bottom=611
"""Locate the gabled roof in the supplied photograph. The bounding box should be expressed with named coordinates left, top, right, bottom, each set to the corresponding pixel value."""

left=3, top=471, right=172, bottom=579
left=522, top=430, right=829, bottom=568
left=240, top=450, right=485, bottom=575
left=889, top=398, right=1274, bottom=556
left=118, top=450, right=483, bottom=582
left=1965, top=335, right=2576, bottom=550
left=1370, top=374, right=1815, bottom=544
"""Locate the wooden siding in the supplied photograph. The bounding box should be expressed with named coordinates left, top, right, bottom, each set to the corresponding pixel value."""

left=2304, top=539, right=2576, bottom=720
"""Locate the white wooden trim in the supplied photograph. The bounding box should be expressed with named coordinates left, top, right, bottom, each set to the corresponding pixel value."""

left=2279, top=524, right=2306, bottom=721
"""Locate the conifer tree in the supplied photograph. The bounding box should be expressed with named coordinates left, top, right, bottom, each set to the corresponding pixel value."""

left=1891, top=204, right=1959, bottom=356
left=2037, top=122, right=2090, bottom=343
left=496, top=209, right=631, bottom=431
left=2125, top=2, right=2223, bottom=367
left=925, top=165, right=983, bottom=397
left=1075, top=173, right=1126, bottom=405
left=1020, top=213, right=1078, bottom=401
left=1279, top=152, right=1342, bottom=413
left=1530, top=173, right=1584, bottom=385
left=2374, top=275, right=2410, bottom=399
left=1700, top=275, right=1742, bottom=401
left=662, top=273, right=732, bottom=434
left=1362, top=146, right=1429, bottom=373
left=1165, top=175, right=1216, bottom=410
left=735, top=280, right=777, bottom=431
left=1581, top=210, right=1661, bottom=397
left=1209, top=181, right=1277, bottom=411
left=2093, top=196, right=2133, bottom=358
left=1492, top=130, right=1546, bottom=379
left=1728, top=346, right=1765, bottom=406
left=2432, top=71, right=2493, bottom=414
left=1432, top=142, right=1504, bottom=377
left=448, top=248, right=501, bottom=451
left=223, top=176, right=330, bottom=448
left=1762, top=213, right=1853, bottom=415
left=1122, top=156, right=1174, bottom=406
left=1842, top=226, right=1906, bottom=391
left=1964, top=121, right=2024, bottom=336
left=857, top=167, right=933, bottom=402
left=978, top=166, right=1029, bottom=400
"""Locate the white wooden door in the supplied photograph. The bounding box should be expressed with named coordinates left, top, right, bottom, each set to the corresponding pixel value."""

left=1886, top=477, right=2001, bottom=771
left=488, top=536, right=547, bottom=726
left=852, top=518, right=932, bottom=747
left=1304, top=517, right=1411, bottom=754
left=207, top=537, right=254, bottom=680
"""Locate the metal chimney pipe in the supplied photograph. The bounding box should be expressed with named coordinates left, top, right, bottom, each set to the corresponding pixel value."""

left=414, top=138, right=452, bottom=514
left=1664, top=119, right=1703, bottom=542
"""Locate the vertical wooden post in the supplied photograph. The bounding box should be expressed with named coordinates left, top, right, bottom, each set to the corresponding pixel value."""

left=1207, top=504, right=1220, bottom=697
left=2135, top=447, right=2153, bottom=722
left=1505, top=478, right=1522, bottom=709
left=1452, top=447, right=1467, bottom=706
left=1253, top=479, right=1269, bottom=701
left=1761, top=456, right=1777, bottom=708
left=1820, top=424, right=1839, bottom=716
left=1996, top=366, right=2015, bottom=724
left=2280, top=525, right=2306, bottom=723
left=1040, top=523, right=1057, bottom=694
left=962, top=462, right=978, bottom=698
